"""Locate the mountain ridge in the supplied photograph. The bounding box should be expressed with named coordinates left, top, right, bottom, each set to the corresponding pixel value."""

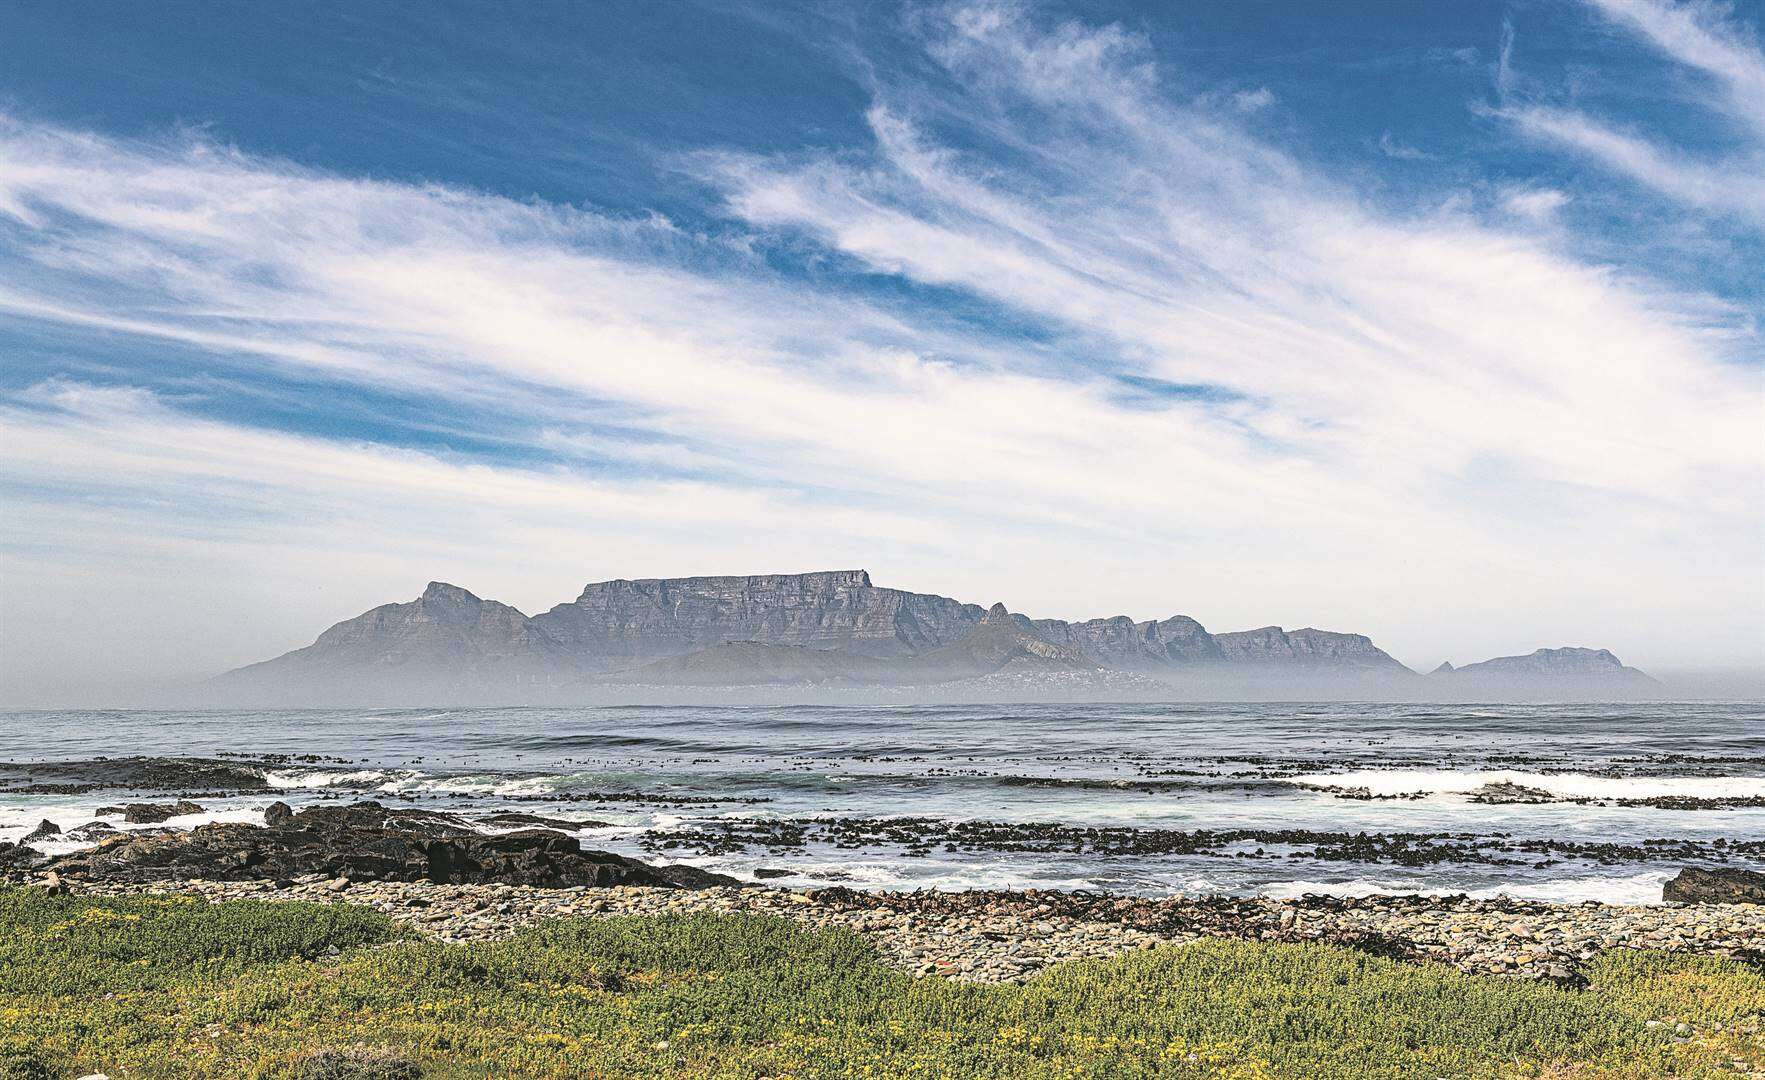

left=210, top=569, right=1653, bottom=701
left=1436, top=647, right=1658, bottom=685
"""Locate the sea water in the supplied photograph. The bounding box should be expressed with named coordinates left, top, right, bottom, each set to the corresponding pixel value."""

left=1, top=701, right=1760, bottom=903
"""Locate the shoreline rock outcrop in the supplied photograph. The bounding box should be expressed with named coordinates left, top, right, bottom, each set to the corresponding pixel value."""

left=1664, top=867, right=1765, bottom=905
left=40, top=800, right=738, bottom=890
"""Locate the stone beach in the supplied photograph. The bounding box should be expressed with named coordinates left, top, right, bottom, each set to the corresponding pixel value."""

left=38, top=871, right=1765, bottom=986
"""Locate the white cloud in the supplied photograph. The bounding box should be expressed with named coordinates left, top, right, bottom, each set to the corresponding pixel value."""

left=1232, top=87, right=1275, bottom=112
left=1585, top=0, right=1765, bottom=136
left=1496, top=16, right=1518, bottom=99
left=709, top=13, right=1756, bottom=499
left=1499, top=0, right=1765, bottom=226
left=1377, top=131, right=1433, bottom=161
left=1499, top=185, right=1571, bottom=221
left=1504, top=104, right=1765, bottom=224
left=0, top=3, right=1760, bottom=693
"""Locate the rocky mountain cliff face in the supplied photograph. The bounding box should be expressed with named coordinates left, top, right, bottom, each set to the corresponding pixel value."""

left=1031, top=614, right=1225, bottom=669
left=1213, top=626, right=1409, bottom=670
left=606, top=605, right=1092, bottom=687
left=214, top=582, right=572, bottom=698
left=912, top=604, right=1092, bottom=678
left=530, top=571, right=984, bottom=669
left=216, top=569, right=1647, bottom=699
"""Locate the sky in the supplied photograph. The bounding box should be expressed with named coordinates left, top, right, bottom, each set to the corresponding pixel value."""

left=0, top=0, right=1761, bottom=698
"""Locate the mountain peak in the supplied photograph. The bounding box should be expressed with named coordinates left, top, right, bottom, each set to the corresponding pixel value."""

left=1214, top=625, right=1409, bottom=672
left=421, top=581, right=481, bottom=604
left=221, top=567, right=1644, bottom=701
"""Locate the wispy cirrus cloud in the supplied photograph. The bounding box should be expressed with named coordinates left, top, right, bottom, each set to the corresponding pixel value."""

left=708, top=7, right=1754, bottom=497
left=0, top=1, right=1760, bottom=695
left=1588, top=0, right=1765, bottom=133
left=1499, top=0, right=1765, bottom=228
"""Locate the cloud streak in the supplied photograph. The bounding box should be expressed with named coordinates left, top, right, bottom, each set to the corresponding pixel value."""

left=0, top=2, right=1760, bottom=694
left=1500, top=0, right=1765, bottom=228
left=1587, top=0, right=1765, bottom=134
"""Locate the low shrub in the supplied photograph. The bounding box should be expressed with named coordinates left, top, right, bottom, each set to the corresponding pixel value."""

left=0, top=888, right=1759, bottom=1079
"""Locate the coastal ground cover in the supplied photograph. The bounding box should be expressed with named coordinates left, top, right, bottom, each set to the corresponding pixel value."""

left=1, top=888, right=1761, bottom=1079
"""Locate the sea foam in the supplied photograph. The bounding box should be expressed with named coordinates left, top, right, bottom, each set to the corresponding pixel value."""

left=1287, top=769, right=1765, bottom=802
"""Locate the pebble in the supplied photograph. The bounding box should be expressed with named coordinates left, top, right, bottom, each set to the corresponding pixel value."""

left=46, top=875, right=1765, bottom=985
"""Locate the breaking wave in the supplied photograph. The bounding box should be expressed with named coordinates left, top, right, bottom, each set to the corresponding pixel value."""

left=1287, top=769, right=1765, bottom=802
left=1257, top=871, right=1677, bottom=906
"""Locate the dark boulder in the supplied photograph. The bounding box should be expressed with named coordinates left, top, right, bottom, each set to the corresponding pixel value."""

left=263, top=801, right=294, bottom=826
left=20, top=820, right=60, bottom=843
left=1663, top=867, right=1765, bottom=905
left=4, top=756, right=270, bottom=795
left=63, top=821, right=117, bottom=841
left=478, top=811, right=608, bottom=831
left=1468, top=782, right=1559, bottom=805
left=0, top=840, right=40, bottom=870
left=95, top=800, right=205, bottom=824
left=46, top=799, right=737, bottom=890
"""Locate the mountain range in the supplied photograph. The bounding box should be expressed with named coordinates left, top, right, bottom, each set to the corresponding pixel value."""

left=212, top=570, right=1658, bottom=702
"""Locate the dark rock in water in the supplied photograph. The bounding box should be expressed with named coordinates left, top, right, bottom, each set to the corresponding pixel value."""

left=655, top=862, right=750, bottom=889
left=478, top=811, right=608, bottom=831
left=46, top=800, right=738, bottom=890
left=63, top=822, right=116, bottom=841
left=3, top=756, right=271, bottom=794
left=97, top=800, right=205, bottom=824
left=21, top=820, right=60, bottom=843
left=1663, top=867, right=1765, bottom=905
left=753, top=867, right=793, bottom=879
left=1468, top=782, right=1561, bottom=805
left=263, top=801, right=294, bottom=826
left=638, top=812, right=1764, bottom=870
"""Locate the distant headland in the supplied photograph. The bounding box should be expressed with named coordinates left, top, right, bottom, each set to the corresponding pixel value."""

left=207, top=570, right=1659, bottom=705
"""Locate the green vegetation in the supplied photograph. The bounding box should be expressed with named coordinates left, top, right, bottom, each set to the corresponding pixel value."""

left=1, top=888, right=1761, bottom=1079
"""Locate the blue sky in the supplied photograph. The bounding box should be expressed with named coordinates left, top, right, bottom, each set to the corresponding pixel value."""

left=0, top=0, right=1760, bottom=694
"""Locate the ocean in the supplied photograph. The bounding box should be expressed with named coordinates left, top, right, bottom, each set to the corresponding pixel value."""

left=3, top=701, right=1761, bottom=904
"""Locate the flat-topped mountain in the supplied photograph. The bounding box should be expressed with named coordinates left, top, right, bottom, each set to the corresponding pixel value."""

left=1436, top=647, right=1658, bottom=685
left=530, top=570, right=982, bottom=668
left=1214, top=626, right=1408, bottom=670
left=210, top=569, right=1652, bottom=701
left=605, top=603, right=1092, bottom=687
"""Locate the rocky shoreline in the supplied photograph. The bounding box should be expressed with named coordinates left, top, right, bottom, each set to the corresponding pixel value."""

left=16, top=871, right=1760, bottom=986
left=6, top=796, right=1762, bottom=988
